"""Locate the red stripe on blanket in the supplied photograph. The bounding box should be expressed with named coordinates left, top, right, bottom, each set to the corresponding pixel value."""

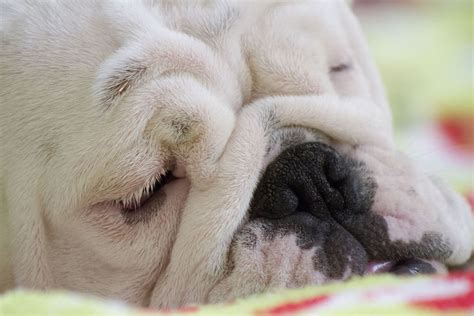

left=412, top=272, right=474, bottom=311
left=151, top=306, right=199, bottom=314
left=256, top=295, right=328, bottom=315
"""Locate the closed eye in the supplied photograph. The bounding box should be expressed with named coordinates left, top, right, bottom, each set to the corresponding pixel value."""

left=330, top=62, right=352, bottom=73
left=117, top=170, right=175, bottom=212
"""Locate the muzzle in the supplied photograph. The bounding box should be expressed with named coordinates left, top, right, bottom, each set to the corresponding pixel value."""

left=248, top=142, right=438, bottom=277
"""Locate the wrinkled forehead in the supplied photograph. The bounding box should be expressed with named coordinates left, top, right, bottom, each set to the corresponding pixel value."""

left=249, top=0, right=392, bottom=123
left=266, top=1, right=352, bottom=61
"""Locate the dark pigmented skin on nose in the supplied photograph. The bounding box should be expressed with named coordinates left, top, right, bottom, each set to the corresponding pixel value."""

left=246, top=142, right=448, bottom=279
left=253, top=213, right=368, bottom=278
left=249, top=142, right=372, bottom=278
left=250, top=142, right=375, bottom=222
left=251, top=142, right=351, bottom=221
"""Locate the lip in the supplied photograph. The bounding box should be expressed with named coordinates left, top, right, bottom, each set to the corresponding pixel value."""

left=365, top=259, right=440, bottom=275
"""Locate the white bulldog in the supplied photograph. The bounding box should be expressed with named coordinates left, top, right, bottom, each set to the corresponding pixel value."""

left=0, top=0, right=472, bottom=308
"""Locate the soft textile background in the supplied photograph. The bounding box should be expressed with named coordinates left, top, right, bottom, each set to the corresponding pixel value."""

left=355, top=0, right=473, bottom=201
left=2, top=273, right=473, bottom=315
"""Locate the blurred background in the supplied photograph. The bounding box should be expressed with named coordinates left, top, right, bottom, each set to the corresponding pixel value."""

left=353, top=0, right=473, bottom=206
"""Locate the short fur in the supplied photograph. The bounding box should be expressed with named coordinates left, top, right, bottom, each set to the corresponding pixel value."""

left=1, top=0, right=472, bottom=308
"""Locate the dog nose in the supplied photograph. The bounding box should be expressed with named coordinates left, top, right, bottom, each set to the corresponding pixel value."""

left=249, top=142, right=442, bottom=280
left=248, top=142, right=370, bottom=278
left=250, top=142, right=350, bottom=220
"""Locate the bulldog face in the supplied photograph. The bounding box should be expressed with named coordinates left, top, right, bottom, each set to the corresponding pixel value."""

left=0, top=0, right=472, bottom=309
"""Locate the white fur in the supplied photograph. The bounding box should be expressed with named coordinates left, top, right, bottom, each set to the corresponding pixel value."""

left=0, top=0, right=472, bottom=308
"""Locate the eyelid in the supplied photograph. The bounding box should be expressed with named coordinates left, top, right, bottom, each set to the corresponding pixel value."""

left=330, top=62, right=352, bottom=73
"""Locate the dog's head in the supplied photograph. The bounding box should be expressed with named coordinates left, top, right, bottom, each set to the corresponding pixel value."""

left=0, top=0, right=472, bottom=308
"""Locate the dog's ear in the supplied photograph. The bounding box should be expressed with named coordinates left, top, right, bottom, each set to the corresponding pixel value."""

left=336, top=1, right=392, bottom=130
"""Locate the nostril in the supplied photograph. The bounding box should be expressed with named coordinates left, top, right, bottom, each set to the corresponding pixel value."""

left=341, top=175, right=362, bottom=207
left=251, top=141, right=351, bottom=220
left=252, top=186, right=299, bottom=219
left=324, top=152, right=349, bottom=184
left=336, top=171, right=376, bottom=215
